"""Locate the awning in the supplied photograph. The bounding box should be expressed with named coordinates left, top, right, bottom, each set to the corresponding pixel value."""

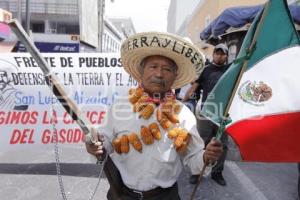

left=200, top=3, right=300, bottom=41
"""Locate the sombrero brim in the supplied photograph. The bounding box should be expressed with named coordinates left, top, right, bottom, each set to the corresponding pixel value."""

left=121, top=32, right=205, bottom=89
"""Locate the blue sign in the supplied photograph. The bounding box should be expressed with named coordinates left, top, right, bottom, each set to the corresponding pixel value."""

left=17, top=42, right=79, bottom=53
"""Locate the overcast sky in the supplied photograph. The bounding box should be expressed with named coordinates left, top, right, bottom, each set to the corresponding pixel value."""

left=105, top=0, right=171, bottom=32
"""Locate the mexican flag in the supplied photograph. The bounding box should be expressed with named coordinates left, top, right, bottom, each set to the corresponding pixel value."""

left=201, top=0, right=300, bottom=162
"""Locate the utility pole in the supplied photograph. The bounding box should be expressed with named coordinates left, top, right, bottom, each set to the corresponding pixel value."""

left=98, top=0, right=115, bottom=52
left=25, top=0, right=30, bottom=33
left=17, top=0, right=22, bottom=23
left=98, top=0, right=105, bottom=52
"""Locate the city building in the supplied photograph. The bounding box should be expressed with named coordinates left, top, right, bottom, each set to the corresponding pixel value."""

left=167, top=0, right=267, bottom=60
left=108, top=17, right=136, bottom=39
left=101, top=18, right=123, bottom=53
left=167, top=0, right=200, bottom=36
left=0, top=0, right=135, bottom=53
left=199, top=3, right=300, bottom=62
left=168, top=0, right=299, bottom=62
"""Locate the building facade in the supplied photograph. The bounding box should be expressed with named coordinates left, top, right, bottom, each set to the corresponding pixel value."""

left=187, top=0, right=299, bottom=61
left=101, top=18, right=123, bottom=53
left=167, top=0, right=267, bottom=60
left=186, top=0, right=266, bottom=42
left=167, top=0, right=201, bottom=35
left=102, top=17, right=136, bottom=53
left=108, top=17, right=136, bottom=39
left=0, top=0, right=135, bottom=53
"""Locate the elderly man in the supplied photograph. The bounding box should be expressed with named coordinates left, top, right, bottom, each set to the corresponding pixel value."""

left=85, top=32, right=223, bottom=200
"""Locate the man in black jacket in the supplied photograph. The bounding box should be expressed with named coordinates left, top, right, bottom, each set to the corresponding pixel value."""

left=184, top=43, right=230, bottom=186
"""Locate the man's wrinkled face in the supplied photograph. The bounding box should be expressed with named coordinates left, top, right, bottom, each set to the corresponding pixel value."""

left=213, top=49, right=228, bottom=65
left=140, top=55, right=177, bottom=96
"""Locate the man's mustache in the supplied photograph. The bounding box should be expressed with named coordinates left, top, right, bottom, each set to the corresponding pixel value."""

left=150, top=78, right=166, bottom=87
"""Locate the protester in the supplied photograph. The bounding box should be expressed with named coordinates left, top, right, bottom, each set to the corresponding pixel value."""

left=184, top=43, right=231, bottom=186
left=85, top=32, right=223, bottom=200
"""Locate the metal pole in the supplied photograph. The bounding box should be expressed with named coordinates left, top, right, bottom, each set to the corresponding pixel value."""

left=98, top=0, right=104, bottom=52
left=9, top=19, right=123, bottom=198
left=25, top=0, right=30, bottom=33
left=17, top=0, right=22, bottom=23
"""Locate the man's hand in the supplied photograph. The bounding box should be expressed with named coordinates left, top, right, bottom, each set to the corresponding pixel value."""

left=203, top=137, right=223, bottom=165
left=84, top=132, right=105, bottom=159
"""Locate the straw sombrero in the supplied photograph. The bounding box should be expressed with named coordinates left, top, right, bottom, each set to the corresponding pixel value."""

left=121, top=32, right=205, bottom=89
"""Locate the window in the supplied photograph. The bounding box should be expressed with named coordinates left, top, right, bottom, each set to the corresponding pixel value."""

left=106, top=36, right=109, bottom=52
left=102, top=34, right=107, bottom=52
left=57, top=23, right=79, bottom=34
left=31, top=22, right=45, bottom=33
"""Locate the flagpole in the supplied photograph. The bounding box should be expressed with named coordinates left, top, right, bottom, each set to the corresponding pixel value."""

left=190, top=2, right=271, bottom=200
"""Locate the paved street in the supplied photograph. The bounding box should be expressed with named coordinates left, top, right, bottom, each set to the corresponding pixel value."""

left=0, top=144, right=298, bottom=200
left=179, top=161, right=298, bottom=200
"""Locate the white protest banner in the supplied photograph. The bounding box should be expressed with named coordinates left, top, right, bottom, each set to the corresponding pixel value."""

left=0, top=53, right=138, bottom=152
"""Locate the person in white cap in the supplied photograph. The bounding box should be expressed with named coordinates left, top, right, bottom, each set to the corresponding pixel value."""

left=184, top=43, right=230, bottom=186
left=85, top=32, right=223, bottom=200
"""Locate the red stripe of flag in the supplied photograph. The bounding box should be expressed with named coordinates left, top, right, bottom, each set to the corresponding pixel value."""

left=227, top=112, right=300, bottom=162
